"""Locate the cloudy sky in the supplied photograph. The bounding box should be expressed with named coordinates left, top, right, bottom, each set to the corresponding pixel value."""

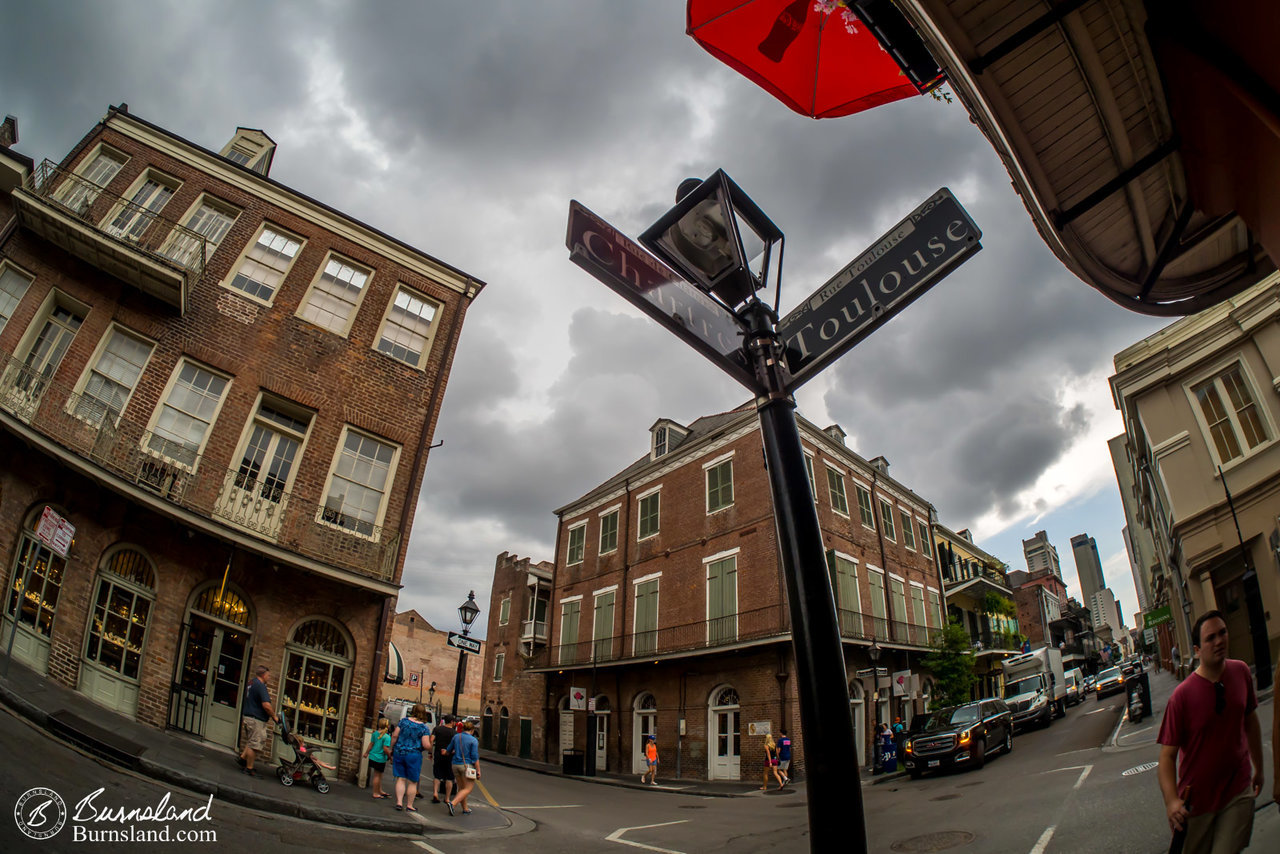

left=4, top=1, right=1168, bottom=636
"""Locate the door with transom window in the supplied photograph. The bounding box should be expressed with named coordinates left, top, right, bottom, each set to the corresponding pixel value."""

left=708, top=686, right=741, bottom=780
left=171, top=584, right=253, bottom=749
left=4, top=305, right=83, bottom=417
left=1, top=506, right=69, bottom=674
left=216, top=400, right=310, bottom=538
left=632, top=692, right=657, bottom=774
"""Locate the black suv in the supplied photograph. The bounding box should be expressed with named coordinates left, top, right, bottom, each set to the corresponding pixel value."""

left=903, top=698, right=1013, bottom=779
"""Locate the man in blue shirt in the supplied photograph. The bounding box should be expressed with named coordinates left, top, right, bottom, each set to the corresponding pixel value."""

left=237, top=666, right=279, bottom=777
left=777, top=728, right=793, bottom=786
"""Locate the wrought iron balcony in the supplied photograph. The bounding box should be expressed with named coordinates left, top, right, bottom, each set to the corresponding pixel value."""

left=0, top=351, right=398, bottom=583
left=524, top=603, right=940, bottom=671
left=12, top=160, right=207, bottom=313
left=520, top=619, right=549, bottom=643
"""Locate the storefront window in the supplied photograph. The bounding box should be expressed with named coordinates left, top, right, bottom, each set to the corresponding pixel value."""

left=84, top=549, right=155, bottom=680
left=5, top=513, right=66, bottom=637
left=281, top=619, right=351, bottom=746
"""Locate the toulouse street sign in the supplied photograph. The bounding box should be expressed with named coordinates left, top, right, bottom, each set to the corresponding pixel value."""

left=565, top=201, right=757, bottom=391
left=447, top=632, right=481, bottom=654
left=778, top=188, right=982, bottom=391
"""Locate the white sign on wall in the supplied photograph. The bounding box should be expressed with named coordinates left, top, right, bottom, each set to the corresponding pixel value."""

left=747, top=721, right=773, bottom=737
left=569, top=687, right=587, bottom=711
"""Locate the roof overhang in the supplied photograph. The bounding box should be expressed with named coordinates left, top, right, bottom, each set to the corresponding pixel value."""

left=899, top=0, right=1279, bottom=316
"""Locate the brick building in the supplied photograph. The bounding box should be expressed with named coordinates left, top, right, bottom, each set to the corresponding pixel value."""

left=482, top=407, right=946, bottom=780
left=383, top=609, right=485, bottom=717
left=0, top=106, right=481, bottom=777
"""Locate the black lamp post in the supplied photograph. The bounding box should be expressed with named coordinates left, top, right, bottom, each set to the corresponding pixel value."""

left=428, top=681, right=436, bottom=714
left=868, top=641, right=883, bottom=771
left=640, top=172, right=866, bottom=854
left=452, top=591, right=481, bottom=717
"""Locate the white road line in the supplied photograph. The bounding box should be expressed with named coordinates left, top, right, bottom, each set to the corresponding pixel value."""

left=1085, top=706, right=1114, bottom=715
left=1055, top=747, right=1097, bottom=757
left=606, top=820, right=689, bottom=854
left=1119, top=726, right=1153, bottom=739
left=415, top=842, right=448, bottom=854
left=1029, top=826, right=1056, bottom=854
left=1073, top=765, right=1092, bottom=790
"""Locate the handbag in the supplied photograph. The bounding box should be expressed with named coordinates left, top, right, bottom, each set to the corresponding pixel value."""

left=464, top=764, right=478, bottom=779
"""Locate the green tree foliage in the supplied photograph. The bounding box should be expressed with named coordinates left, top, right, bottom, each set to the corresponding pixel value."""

left=981, top=592, right=1017, bottom=619
left=923, top=620, right=976, bottom=709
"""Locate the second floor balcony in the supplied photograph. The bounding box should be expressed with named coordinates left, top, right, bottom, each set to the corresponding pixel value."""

left=0, top=351, right=399, bottom=587
left=524, top=603, right=940, bottom=671
left=12, top=160, right=207, bottom=313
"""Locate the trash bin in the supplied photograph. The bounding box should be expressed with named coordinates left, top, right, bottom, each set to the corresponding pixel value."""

left=562, top=748, right=585, bottom=775
left=1132, top=671, right=1153, bottom=718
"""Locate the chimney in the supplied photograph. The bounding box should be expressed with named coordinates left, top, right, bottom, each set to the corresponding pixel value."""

left=0, top=116, right=17, bottom=149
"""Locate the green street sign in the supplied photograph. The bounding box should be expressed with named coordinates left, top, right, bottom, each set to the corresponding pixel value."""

left=1143, top=606, right=1172, bottom=630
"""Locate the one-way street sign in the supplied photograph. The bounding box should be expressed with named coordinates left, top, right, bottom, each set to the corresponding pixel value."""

left=447, top=632, right=481, bottom=654
left=778, top=188, right=981, bottom=390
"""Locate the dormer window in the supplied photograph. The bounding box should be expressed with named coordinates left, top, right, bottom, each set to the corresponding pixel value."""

left=219, top=128, right=276, bottom=176
left=649, top=419, right=687, bottom=461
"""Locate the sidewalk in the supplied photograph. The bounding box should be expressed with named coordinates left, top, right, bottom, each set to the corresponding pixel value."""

left=0, top=658, right=502, bottom=835
left=479, top=749, right=781, bottom=797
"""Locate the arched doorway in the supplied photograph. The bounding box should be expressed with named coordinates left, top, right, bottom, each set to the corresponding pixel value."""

left=557, top=695, right=574, bottom=760
left=79, top=546, right=156, bottom=717
left=279, top=618, right=352, bottom=770
left=592, top=695, right=611, bottom=772
left=170, top=582, right=253, bottom=749
left=2, top=504, right=70, bottom=674
left=632, top=692, right=657, bottom=774
left=481, top=706, right=494, bottom=750
left=707, top=685, right=741, bottom=780
left=497, top=706, right=510, bottom=755
left=848, top=680, right=866, bottom=767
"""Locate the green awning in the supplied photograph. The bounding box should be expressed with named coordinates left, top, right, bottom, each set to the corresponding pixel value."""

left=385, top=642, right=404, bottom=684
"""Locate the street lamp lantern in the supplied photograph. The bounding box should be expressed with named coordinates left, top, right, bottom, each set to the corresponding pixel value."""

left=868, top=641, right=882, bottom=664
left=458, top=591, right=480, bottom=634
left=639, top=169, right=784, bottom=310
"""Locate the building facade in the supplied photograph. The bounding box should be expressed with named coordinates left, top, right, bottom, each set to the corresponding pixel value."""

left=1070, top=534, right=1106, bottom=604
left=0, top=106, right=481, bottom=776
left=383, top=610, right=485, bottom=718
left=1022, top=530, right=1062, bottom=580
left=933, top=524, right=1019, bottom=698
left=1109, top=274, right=1280, bottom=672
left=482, top=408, right=947, bottom=779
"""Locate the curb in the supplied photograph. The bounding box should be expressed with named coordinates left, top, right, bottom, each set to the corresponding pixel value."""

left=479, top=752, right=758, bottom=798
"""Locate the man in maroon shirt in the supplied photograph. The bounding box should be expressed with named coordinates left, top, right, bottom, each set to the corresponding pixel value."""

left=1157, top=610, right=1264, bottom=852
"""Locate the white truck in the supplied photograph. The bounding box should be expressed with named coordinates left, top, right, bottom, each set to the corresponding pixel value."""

left=1001, top=646, right=1066, bottom=729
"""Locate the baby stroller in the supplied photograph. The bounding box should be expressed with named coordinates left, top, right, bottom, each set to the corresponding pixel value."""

left=275, top=718, right=330, bottom=794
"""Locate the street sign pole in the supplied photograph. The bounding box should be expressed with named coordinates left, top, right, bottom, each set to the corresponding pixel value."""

left=741, top=302, right=866, bottom=854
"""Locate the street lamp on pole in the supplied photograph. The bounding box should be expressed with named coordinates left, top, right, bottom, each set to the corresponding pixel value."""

left=640, top=172, right=865, bottom=854
left=452, top=591, right=481, bottom=717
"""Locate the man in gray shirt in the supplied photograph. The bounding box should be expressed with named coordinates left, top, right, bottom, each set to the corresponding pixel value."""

left=237, top=665, right=279, bottom=777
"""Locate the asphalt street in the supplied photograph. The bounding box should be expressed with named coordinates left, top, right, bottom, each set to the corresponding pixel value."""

left=3, top=675, right=1276, bottom=854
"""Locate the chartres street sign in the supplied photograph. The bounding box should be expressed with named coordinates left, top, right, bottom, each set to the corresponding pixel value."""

left=566, top=201, right=758, bottom=391
left=778, top=188, right=982, bottom=391
left=447, top=632, right=481, bottom=654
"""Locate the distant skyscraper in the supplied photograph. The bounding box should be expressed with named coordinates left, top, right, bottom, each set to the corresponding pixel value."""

left=1022, top=530, right=1062, bottom=580
left=1090, top=589, right=1124, bottom=634
left=1071, top=533, right=1106, bottom=603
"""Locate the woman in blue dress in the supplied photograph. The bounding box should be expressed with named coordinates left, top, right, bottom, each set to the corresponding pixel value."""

left=390, top=704, right=432, bottom=811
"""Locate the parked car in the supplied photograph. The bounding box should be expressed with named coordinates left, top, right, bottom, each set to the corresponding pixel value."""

left=380, top=699, right=436, bottom=728
left=1064, top=668, right=1083, bottom=706
left=902, top=698, right=1013, bottom=779
left=1095, top=666, right=1126, bottom=700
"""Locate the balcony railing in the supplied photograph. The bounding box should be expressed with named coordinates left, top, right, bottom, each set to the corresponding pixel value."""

left=0, top=351, right=399, bottom=582
left=526, top=603, right=940, bottom=670
left=520, top=619, right=549, bottom=643
left=16, top=160, right=208, bottom=311
left=942, top=563, right=1010, bottom=590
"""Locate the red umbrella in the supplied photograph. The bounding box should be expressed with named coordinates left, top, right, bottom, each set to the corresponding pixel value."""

left=687, top=0, right=941, bottom=119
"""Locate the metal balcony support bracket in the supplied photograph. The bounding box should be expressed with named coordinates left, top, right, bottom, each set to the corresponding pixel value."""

left=1051, top=137, right=1181, bottom=229
left=968, top=0, right=1091, bottom=75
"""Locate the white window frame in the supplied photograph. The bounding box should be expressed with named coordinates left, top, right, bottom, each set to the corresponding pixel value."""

left=222, top=221, right=304, bottom=306
left=826, top=466, right=850, bottom=517
left=54, top=144, right=128, bottom=214
left=704, top=452, right=735, bottom=515
left=499, top=596, right=511, bottom=626
left=142, top=357, right=232, bottom=472
left=372, top=283, right=442, bottom=369
left=100, top=168, right=182, bottom=242
left=566, top=522, right=587, bottom=566
left=901, top=509, right=916, bottom=550
left=493, top=652, right=505, bottom=682
left=317, top=425, right=401, bottom=541
left=592, top=588, right=617, bottom=661
left=296, top=251, right=374, bottom=337
left=918, top=521, right=931, bottom=561
left=598, top=505, right=621, bottom=555
left=927, top=587, right=943, bottom=628
left=632, top=575, right=661, bottom=655
left=160, top=193, right=240, bottom=266
left=68, top=323, right=156, bottom=427
left=854, top=483, right=875, bottom=529
left=909, top=581, right=927, bottom=627
left=830, top=550, right=861, bottom=614
left=704, top=549, right=740, bottom=644
left=0, top=259, right=35, bottom=335
left=1183, top=357, right=1275, bottom=469
left=803, top=451, right=817, bottom=503
left=879, top=499, right=896, bottom=541
left=637, top=486, right=661, bottom=541
left=558, top=597, right=582, bottom=664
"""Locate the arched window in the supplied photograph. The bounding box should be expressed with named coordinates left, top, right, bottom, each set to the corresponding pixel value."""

left=5, top=505, right=69, bottom=640
left=637, top=692, right=657, bottom=711
left=191, top=584, right=251, bottom=627
left=281, top=618, right=352, bottom=747
left=84, top=548, right=155, bottom=680
left=714, top=687, right=739, bottom=708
